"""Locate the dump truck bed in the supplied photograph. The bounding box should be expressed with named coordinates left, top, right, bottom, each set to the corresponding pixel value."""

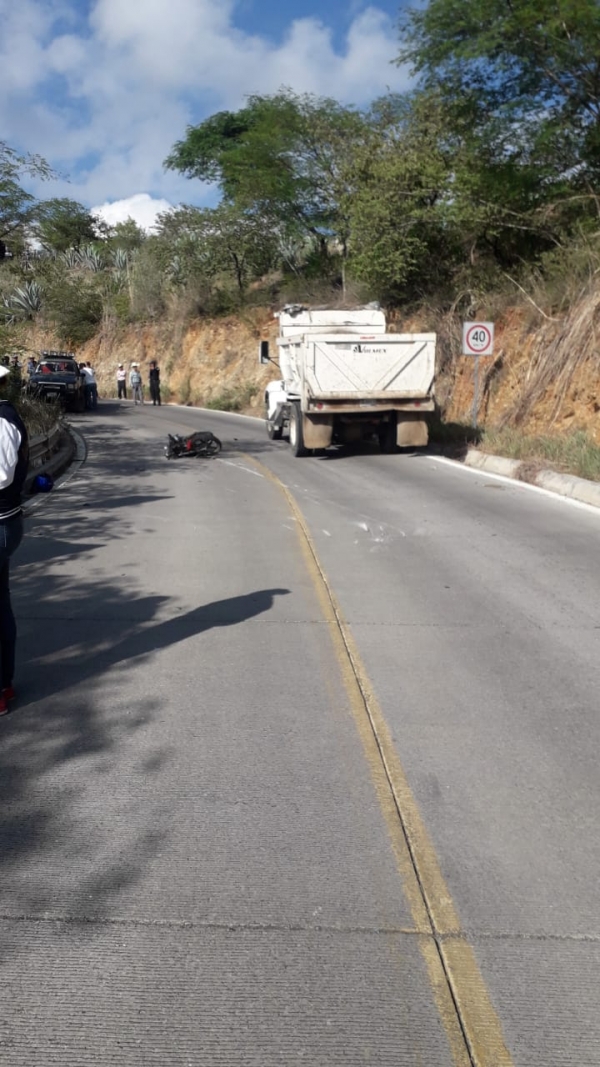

left=278, top=333, right=436, bottom=401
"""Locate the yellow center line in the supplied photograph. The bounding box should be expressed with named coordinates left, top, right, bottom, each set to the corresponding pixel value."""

left=246, top=454, right=514, bottom=1067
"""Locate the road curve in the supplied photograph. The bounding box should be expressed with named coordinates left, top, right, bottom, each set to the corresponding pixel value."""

left=2, top=399, right=599, bottom=1066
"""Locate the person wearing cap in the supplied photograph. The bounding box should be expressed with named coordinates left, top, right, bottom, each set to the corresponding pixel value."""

left=129, top=363, right=143, bottom=405
left=0, top=364, right=28, bottom=716
left=117, top=362, right=127, bottom=400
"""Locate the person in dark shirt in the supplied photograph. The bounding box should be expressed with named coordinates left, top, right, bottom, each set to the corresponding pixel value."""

left=0, top=365, right=28, bottom=716
left=149, top=361, right=161, bottom=406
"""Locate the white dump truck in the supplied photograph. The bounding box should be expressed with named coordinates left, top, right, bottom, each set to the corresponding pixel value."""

left=260, top=305, right=436, bottom=456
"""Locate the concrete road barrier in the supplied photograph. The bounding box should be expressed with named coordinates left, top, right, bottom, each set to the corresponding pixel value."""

left=463, top=447, right=600, bottom=509
left=24, top=425, right=75, bottom=494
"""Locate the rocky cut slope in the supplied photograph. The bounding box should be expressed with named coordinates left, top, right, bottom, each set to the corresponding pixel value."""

left=21, top=284, right=600, bottom=444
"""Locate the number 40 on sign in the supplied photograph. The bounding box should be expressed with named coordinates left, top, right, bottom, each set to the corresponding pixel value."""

left=462, top=321, right=494, bottom=356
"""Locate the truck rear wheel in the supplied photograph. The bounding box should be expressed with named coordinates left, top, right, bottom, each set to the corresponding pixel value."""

left=289, top=402, right=308, bottom=457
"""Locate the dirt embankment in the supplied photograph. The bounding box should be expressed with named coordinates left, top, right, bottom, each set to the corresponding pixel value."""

left=434, top=290, right=600, bottom=443
left=22, top=289, right=600, bottom=438
left=24, top=308, right=279, bottom=414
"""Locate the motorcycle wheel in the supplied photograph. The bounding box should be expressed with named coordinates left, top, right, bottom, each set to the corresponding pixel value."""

left=202, top=436, right=222, bottom=456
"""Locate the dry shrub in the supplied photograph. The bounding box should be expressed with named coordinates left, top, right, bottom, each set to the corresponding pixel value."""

left=498, top=282, right=600, bottom=427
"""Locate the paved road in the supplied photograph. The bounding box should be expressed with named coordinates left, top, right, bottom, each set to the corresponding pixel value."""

left=2, top=400, right=599, bottom=1065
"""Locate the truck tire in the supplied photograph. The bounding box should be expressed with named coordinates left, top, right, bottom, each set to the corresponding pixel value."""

left=378, top=414, right=397, bottom=454
left=266, top=405, right=283, bottom=440
left=289, top=402, right=308, bottom=457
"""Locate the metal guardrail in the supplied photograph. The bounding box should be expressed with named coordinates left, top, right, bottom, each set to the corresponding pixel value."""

left=28, top=423, right=63, bottom=469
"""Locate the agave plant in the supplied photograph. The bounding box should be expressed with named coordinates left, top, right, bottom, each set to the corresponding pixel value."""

left=103, top=269, right=128, bottom=295
left=3, top=281, right=43, bottom=321
left=111, top=248, right=129, bottom=271
left=61, top=247, right=81, bottom=269
left=78, top=244, right=105, bottom=272
left=165, top=254, right=184, bottom=285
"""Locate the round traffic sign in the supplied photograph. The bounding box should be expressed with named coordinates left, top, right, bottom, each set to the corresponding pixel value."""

left=465, top=324, right=492, bottom=353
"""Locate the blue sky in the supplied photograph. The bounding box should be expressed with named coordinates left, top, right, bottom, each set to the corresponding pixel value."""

left=236, top=0, right=401, bottom=48
left=1, top=0, right=413, bottom=228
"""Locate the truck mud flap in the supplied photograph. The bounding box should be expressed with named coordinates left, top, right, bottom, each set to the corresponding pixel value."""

left=303, top=414, right=333, bottom=450
left=396, top=415, right=428, bottom=448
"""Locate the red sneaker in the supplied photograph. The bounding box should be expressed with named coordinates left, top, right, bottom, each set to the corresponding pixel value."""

left=2, top=686, right=15, bottom=702
left=0, top=696, right=8, bottom=717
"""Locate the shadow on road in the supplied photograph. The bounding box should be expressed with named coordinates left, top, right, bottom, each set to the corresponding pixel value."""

left=0, top=408, right=290, bottom=951
left=19, top=587, right=291, bottom=704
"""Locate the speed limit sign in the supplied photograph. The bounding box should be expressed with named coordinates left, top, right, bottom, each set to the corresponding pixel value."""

left=462, top=322, right=494, bottom=356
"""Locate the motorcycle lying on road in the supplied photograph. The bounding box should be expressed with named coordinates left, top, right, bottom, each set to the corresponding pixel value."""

left=164, top=431, right=222, bottom=460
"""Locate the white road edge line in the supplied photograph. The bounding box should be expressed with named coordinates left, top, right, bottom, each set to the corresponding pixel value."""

left=427, top=454, right=600, bottom=517
left=166, top=403, right=264, bottom=424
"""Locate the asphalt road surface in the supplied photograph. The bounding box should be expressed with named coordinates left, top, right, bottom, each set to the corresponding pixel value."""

left=2, top=400, right=599, bottom=1066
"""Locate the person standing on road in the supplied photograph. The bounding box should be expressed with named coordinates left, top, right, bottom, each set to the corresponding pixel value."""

left=0, top=364, right=28, bottom=716
left=130, top=363, right=143, bottom=405
left=79, top=362, right=96, bottom=410
left=117, top=363, right=127, bottom=399
left=149, top=361, right=161, bottom=406
left=80, top=362, right=98, bottom=409
left=86, top=363, right=98, bottom=409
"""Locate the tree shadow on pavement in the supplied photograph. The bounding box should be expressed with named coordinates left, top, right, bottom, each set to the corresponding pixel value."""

left=0, top=407, right=290, bottom=959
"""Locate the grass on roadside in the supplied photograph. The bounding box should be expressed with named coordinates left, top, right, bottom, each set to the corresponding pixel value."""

left=429, top=417, right=600, bottom=482
left=481, top=427, right=600, bottom=482
left=205, top=382, right=259, bottom=413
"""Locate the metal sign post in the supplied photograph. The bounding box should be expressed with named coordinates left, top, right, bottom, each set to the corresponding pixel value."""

left=472, top=355, right=480, bottom=430
left=462, top=322, right=494, bottom=428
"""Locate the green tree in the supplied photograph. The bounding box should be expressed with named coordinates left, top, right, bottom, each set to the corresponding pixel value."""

left=45, top=274, right=103, bottom=347
left=108, top=218, right=146, bottom=254
left=37, top=198, right=101, bottom=252
left=165, top=90, right=371, bottom=259
left=0, top=142, right=53, bottom=251
left=153, top=205, right=220, bottom=285
left=155, top=204, right=279, bottom=294
left=201, top=204, right=280, bottom=294
left=344, top=94, right=459, bottom=300
left=398, top=0, right=600, bottom=208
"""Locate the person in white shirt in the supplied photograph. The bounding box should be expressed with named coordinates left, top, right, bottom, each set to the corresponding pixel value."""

left=79, top=362, right=96, bottom=410
left=86, top=363, right=98, bottom=408
left=117, top=363, right=127, bottom=399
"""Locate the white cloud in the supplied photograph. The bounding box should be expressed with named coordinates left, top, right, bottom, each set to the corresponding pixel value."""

left=92, top=194, right=174, bottom=232
left=1, top=1, right=412, bottom=209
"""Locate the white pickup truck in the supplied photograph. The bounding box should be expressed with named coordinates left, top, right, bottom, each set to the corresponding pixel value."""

left=261, top=305, right=436, bottom=456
